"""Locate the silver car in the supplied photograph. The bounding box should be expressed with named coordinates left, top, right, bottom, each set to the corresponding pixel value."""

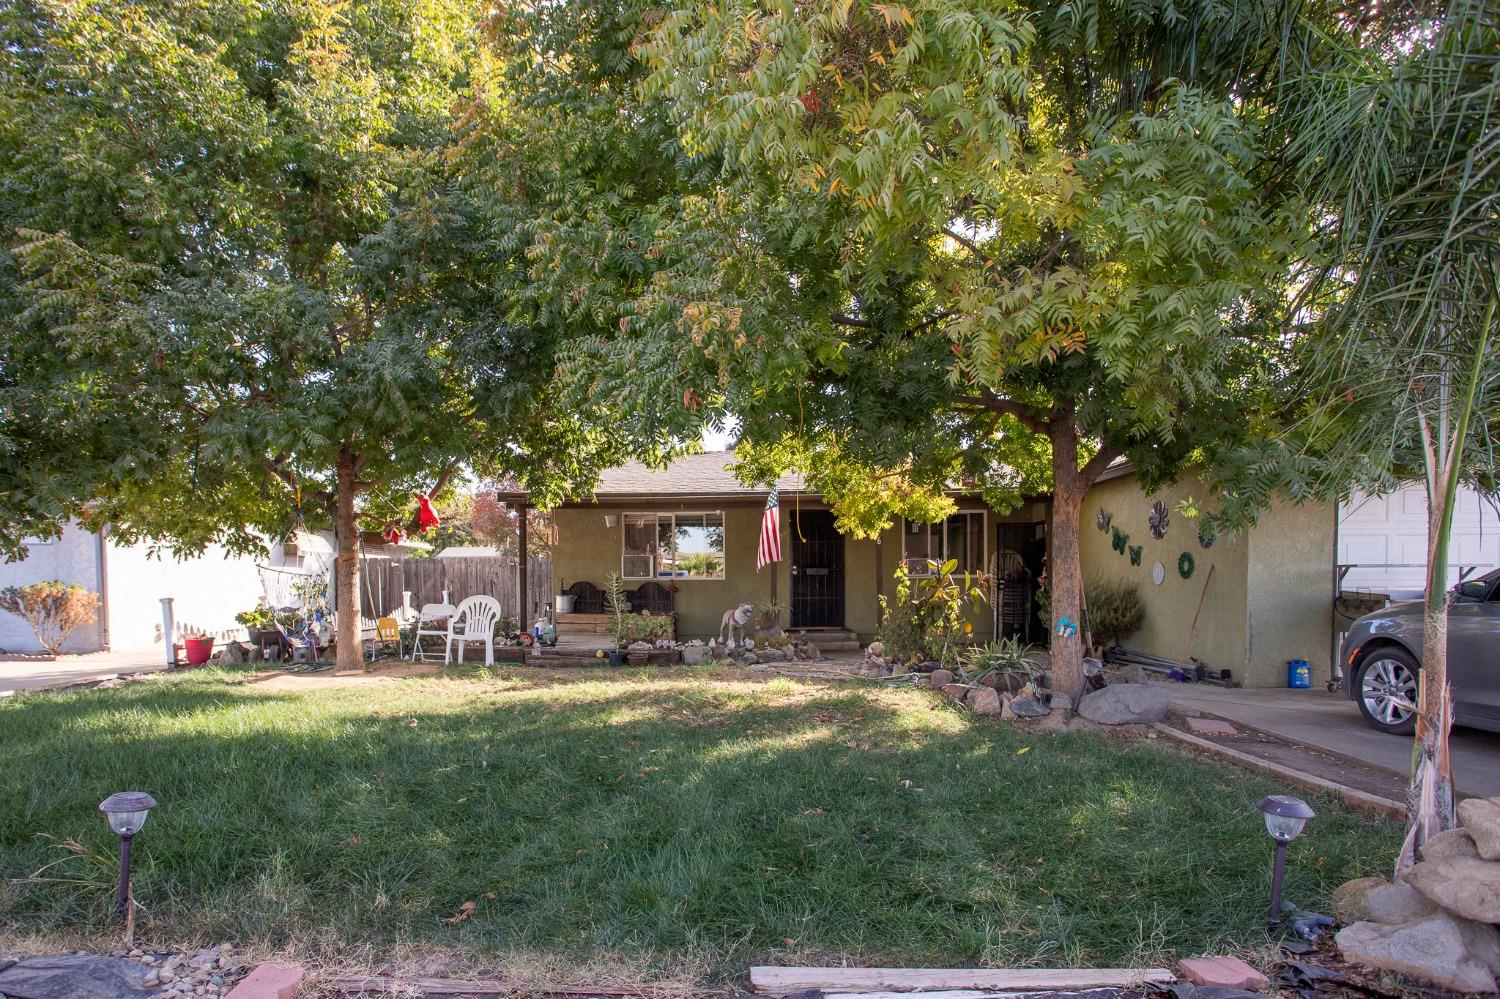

left=1341, top=568, right=1500, bottom=735
left=1344, top=567, right=1500, bottom=732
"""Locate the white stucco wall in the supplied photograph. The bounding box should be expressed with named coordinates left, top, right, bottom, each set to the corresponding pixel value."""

left=0, top=524, right=107, bottom=653
left=1, top=523, right=310, bottom=654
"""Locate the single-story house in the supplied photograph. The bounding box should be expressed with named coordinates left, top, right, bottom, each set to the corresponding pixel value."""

left=539, top=451, right=1497, bottom=687
left=543, top=452, right=1049, bottom=648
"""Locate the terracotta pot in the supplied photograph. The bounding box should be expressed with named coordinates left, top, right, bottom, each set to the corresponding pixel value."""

left=626, top=652, right=650, bottom=666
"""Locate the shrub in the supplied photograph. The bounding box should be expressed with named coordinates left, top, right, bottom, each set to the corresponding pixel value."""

left=603, top=573, right=631, bottom=648
left=1086, top=577, right=1144, bottom=646
left=960, top=636, right=1043, bottom=687
left=0, top=581, right=100, bottom=655
left=877, top=559, right=989, bottom=668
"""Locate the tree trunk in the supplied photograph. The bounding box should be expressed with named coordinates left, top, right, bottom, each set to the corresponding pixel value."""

left=333, top=452, right=363, bottom=672
left=1048, top=408, right=1087, bottom=701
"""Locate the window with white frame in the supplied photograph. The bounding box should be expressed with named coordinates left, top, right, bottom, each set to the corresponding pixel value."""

left=903, top=511, right=986, bottom=575
left=622, top=512, right=725, bottom=579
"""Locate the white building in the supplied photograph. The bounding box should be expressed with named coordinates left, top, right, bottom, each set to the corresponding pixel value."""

left=1338, top=483, right=1500, bottom=600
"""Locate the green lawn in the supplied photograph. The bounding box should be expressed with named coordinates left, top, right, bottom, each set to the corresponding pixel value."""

left=0, top=666, right=1400, bottom=984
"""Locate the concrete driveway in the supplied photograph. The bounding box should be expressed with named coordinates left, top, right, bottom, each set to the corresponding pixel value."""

left=0, top=648, right=170, bottom=696
left=1167, top=684, right=1500, bottom=799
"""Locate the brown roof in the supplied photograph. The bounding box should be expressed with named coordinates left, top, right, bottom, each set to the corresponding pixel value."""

left=593, top=452, right=803, bottom=499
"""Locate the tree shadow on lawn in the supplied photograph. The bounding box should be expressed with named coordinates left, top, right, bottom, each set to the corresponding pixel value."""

left=0, top=673, right=1402, bottom=982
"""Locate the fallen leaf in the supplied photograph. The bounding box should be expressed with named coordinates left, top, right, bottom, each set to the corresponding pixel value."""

left=485, top=891, right=497, bottom=900
left=443, top=901, right=477, bottom=925
left=1016, top=746, right=1031, bottom=755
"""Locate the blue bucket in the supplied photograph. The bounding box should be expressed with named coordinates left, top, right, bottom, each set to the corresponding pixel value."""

left=1287, top=659, right=1311, bottom=689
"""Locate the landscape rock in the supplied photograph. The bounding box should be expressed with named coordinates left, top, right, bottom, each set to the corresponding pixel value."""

left=1403, top=853, right=1500, bottom=923
left=1338, top=914, right=1499, bottom=993
left=970, top=687, right=1003, bottom=716
left=1184, top=716, right=1238, bottom=736
left=1077, top=683, right=1169, bottom=725
left=757, top=647, right=788, bottom=662
left=866, top=641, right=885, bottom=657
left=942, top=683, right=971, bottom=703
left=916, top=660, right=941, bottom=673
left=1010, top=696, right=1050, bottom=718
left=1459, top=797, right=1500, bottom=861
left=682, top=645, right=711, bottom=666
left=1419, top=826, right=1480, bottom=861
left=0, top=955, right=162, bottom=999
left=929, top=669, right=953, bottom=689
left=1049, top=691, right=1074, bottom=713
left=220, top=641, right=247, bottom=664
left=1000, top=697, right=1017, bottom=721
left=1364, top=881, right=1439, bottom=924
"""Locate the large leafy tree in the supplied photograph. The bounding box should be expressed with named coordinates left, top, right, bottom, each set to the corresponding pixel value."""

left=552, top=0, right=1314, bottom=697
left=0, top=0, right=614, bottom=668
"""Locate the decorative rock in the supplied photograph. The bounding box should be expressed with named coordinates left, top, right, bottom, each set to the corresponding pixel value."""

left=224, top=963, right=304, bottom=999
left=1049, top=691, right=1074, bottom=713
left=1337, top=914, right=1499, bottom=994
left=1000, top=697, right=1017, bottom=721
left=0, top=954, right=163, bottom=999
left=890, top=662, right=907, bottom=676
left=1331, top=876, right=1390, bottom=925
left=1420, top=826, right=1480, bottom=861
left=1077, top=683, right=1169, bottom=724
left=866, top=641, right=885, bottom=657
left=1010, top=697, right=1050, bottom=717
left=1459, top=797, right=1500, bottom=861
left=758, top=647, right=788, bottom=662
left=1176, top=956, right=1269, bottom=991
left=682, top=645, right=711, bottom=666
left=1366, top=880, right=1440, bottom=924
left=970, top=687, right=1003, bottom=716
left=1403, top=853, right=1500, bottom=923
left=942, top=683, right=971, bottom=703
left=929, top=669, right=953, bottom=689
left=916, top=660, right=941, bottom=673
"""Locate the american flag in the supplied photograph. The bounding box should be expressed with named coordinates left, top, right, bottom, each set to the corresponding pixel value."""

left=757, top=487, right=782, bottom=570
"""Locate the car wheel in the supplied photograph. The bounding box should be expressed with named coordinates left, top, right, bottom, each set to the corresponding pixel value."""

left=1355, top=648, right=1420, bottom=735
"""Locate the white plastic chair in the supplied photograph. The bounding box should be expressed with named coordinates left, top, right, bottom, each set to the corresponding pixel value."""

left=412, top=600, right=456, bottom=662
left=446, top=595, right=503, bottom=666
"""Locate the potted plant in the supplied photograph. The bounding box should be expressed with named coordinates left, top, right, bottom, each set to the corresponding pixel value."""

left=625, top=615, right=652, bottom=666
left=182, top=632, right=216, bottom=666
left=604, top=572, right=630, bottom=665
left=235, top=605, right=281, bottom=650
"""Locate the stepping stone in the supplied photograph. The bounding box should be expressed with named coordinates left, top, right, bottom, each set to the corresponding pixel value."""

left=1177, top=956, right=1268, bottom=990
left=1185, top=717, right=1238, bottom=736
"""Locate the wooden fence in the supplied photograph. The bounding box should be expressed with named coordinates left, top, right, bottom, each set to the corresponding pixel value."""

left=360, top=556, right=553, bottom=623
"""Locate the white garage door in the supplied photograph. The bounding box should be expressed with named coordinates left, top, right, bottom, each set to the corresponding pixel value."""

left=1339, top=485, right=1500, bottom=600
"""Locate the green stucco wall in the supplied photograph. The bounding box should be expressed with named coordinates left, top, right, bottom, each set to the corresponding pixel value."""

left=552, top=503, right=788, bottom=640
left=1079, top=474, right=1250, bottom=680
left=1080, top=473, right=1334, bottom=688
left=1245, top=498, right=1336, bottom=687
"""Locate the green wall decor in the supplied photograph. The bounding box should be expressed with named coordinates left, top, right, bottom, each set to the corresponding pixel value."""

left=1128, top=545, right=1142, bottom=566
left=1178, top=551, right=1196, bottom=579
left=1198, top=523, right=1215, bottom=549
left=1111, top=525, right=1128, bottom=554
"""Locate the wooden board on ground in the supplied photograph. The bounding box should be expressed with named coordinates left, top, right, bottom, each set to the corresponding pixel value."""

left=332, top=976, right=649, bottom=996
left=748, top=967, right=1174, bottom=993
left=823, top=991, right=1127, bottom=999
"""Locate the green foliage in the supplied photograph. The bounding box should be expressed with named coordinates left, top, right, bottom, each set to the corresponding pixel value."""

left=0, top=581, right=99, bottom=654
left=877, top=559, right=988, bottom=668
left=234, top=606, right=277, bottom=632
left=625, top=613, right=673, bottom=645
left=604, top=572, right=631, bottom=648
left=959, top=637, right=1039, bottom=688
left=1084, top=578, right=1145, bottom=646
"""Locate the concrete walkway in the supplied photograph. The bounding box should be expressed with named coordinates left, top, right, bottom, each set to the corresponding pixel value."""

left=1167, top=684, right=1500, bottom=799
left=0, top=648, right=170, bottom=696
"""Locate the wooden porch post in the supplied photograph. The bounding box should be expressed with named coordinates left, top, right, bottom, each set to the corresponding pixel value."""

left=517, top=500, right=529, bottom=623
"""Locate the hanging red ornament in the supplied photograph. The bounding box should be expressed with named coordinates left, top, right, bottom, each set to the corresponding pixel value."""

left=416, top=493, right=441, bottom=533
left=383, top=524, right=406, bottom=546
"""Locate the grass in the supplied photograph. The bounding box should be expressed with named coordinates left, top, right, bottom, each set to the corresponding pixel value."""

left=0, top=665, right=1400, bottom=985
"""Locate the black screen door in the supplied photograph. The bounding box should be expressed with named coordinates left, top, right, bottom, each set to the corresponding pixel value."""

left=791, top=510, right=845, bottom=628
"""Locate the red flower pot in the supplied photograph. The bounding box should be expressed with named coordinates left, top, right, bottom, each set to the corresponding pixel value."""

left=183, top=636, right=215, bottom=666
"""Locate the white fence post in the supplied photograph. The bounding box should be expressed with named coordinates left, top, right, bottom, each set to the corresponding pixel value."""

left=160, top=597, right=177, bottom=667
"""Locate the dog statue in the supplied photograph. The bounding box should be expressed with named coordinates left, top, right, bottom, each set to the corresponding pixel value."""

left=719, top=602, right=755, bottom=647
